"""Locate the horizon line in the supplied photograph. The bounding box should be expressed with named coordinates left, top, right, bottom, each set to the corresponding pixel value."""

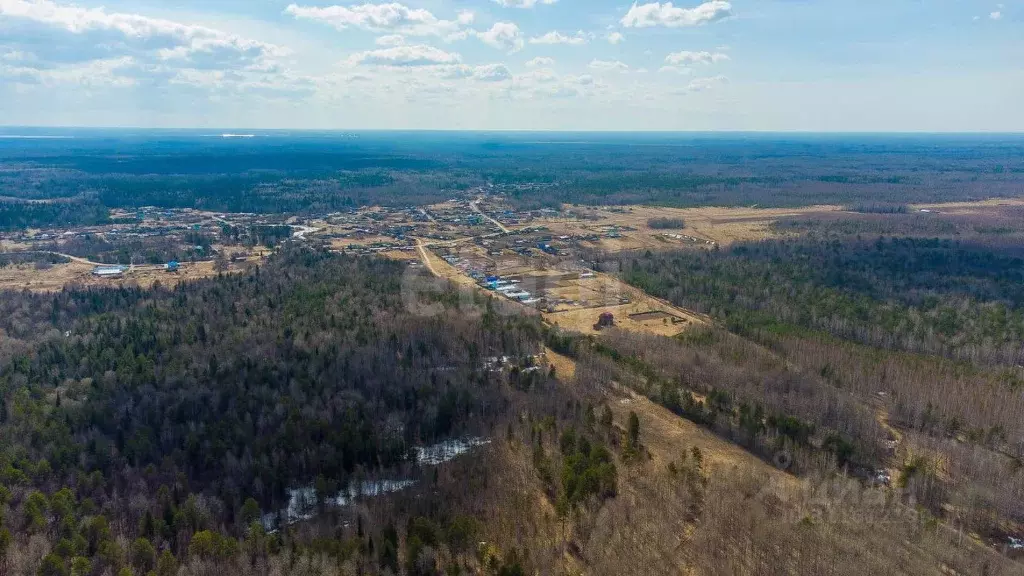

left=2, top=126, right=1024, bottom=136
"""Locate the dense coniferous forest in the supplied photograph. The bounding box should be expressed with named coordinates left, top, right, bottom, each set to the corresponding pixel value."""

left=0, top=199, right=110, bottom=231
left=622, top=237, right=1024, bottom=363
left=0, top=247, right=548, bottom=574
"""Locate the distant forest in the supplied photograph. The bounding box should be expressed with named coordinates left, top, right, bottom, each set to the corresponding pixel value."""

left=1, top=133, right=1023, bottom=228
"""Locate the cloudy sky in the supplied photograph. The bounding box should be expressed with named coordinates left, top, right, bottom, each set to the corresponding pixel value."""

left=0, top=0, right=1020, bottom=130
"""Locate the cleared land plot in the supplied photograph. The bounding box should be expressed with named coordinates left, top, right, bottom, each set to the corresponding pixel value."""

left=545, top=305, right=699, bottom=337
left=543, top=199, right=1024, bottom=250
left=535, top=204, right=843, bottom=250
left=0, top=258, right=260, bottom=292
left=543, top=274, right=707, bottom=337
left=0, top=261, right=95, bottom=292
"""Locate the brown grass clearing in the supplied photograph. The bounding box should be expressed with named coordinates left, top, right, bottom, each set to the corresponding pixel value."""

left=543, top=272, right=708, bottom=337
left=547, top=348, right=798, bottom=495
left=0, top=258, right=261, bottom=293
left=533, top=204, right=844, bottom=248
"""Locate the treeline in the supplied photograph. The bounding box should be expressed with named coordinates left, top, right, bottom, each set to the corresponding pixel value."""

left=847, top=203, right=909, bottom=214
left=94, top=175, right=455, bottom=213
left=646, top=217, right=686, bottom=230
left=43, top=234, right=214, bottom=265
left=0, top=199, right=110, bottom=231
left=773, top=213, right=961, bottom=238
left=0, top=246, right=545, bottom=574
left=0, top=251, right=69, bottom=268
left=220, top=224, right=292, bottom=248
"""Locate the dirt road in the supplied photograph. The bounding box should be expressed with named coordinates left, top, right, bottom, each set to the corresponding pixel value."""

left=470, top=197, right=510, bottom=234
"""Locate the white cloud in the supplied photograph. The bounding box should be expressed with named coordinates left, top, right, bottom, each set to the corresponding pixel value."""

left=529, top=30, right=588, bottom=45
left=606, top=32, right=625, bottom=44
left=493, top=0, right=557, bottom=7
left=0, top=0, right=285, bottom=70
left=472, top=63, right=513, bottom=81
left=664, top=50, right=729, bottom=65
left=685, top=75, right=727, bottom=91
left=0, top=0, right=306, bottom=94
left=480, top=66, right=608, bottom=102
left=621, top=1, right=732, bottom=28
left=510, top=72, right=599, bottom=99
left=440, top=63, right=512, bottom=82
left=0, top=55, right=140, bottom=87
left=285, top=3, right=474, bottom=37
left=989, top=11, right=1002, bottom=20
left=473, top=22, right=524, bottom=53
left=347, top=45, right=461, bottom=67
left=589, top=59, right=629, bottom=72
left=521, top=67, right=557, bottom=83
left=375, top=34, right=406, bottom=46
left=658, top=65, right=692, bottom=74
left=525, top=56, right=554, bottom=67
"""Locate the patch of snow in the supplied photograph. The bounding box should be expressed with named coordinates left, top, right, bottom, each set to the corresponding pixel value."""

left=264, top=436, right=490, bottom=530
left=416, top=437, right=490, bottom=466
left=263, top=479, right=415, bottom=531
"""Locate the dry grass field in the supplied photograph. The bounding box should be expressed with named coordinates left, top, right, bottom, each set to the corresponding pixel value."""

left=0, top=260, right=95, bottom=292
left=542, top=271, right=708, bottom=336
left=543, top=301, right=704, bottom=338
left=536, top=204, right=842, bottom=250
left=547, top=349, right=794, bottom=487
left=0, top=257, right=261, bottom=292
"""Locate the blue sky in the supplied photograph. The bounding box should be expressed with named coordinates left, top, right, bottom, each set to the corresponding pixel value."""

left=0, top=0, right=1020, bottom=130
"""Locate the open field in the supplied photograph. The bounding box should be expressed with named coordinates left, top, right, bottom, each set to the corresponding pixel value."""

left=0, top=256, right=261, bottom=292
left=542, top=272, right=708, bottom=337
left=0, top=260, right=94, bottom=292
left=533, top=204, right=842, bottom=250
